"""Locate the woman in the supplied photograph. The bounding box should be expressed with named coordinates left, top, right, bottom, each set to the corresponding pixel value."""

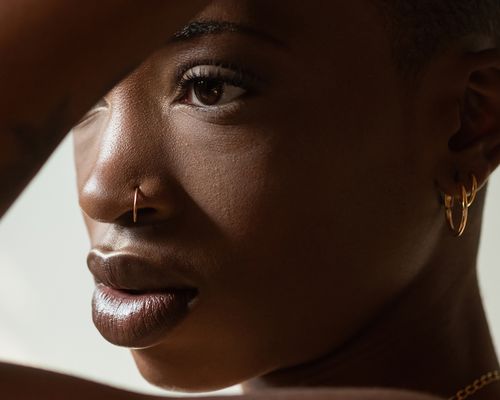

left=1, top=1, right=500, bottom=399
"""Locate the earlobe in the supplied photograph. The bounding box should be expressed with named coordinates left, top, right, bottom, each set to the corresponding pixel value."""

left=437, top=48, right=500, bottom=198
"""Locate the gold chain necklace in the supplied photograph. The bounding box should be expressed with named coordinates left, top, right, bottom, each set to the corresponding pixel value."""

left=449, top=371, right=500, bottom=400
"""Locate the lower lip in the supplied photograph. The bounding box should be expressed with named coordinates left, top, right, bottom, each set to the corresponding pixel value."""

left=92, top=283, right=198, bottom=348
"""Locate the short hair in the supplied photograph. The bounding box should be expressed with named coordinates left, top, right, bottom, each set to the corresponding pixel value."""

left=376, top=0, right=500, bottom=74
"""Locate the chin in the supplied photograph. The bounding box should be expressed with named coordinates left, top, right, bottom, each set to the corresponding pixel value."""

left=130, top=347, right=249, bottom=393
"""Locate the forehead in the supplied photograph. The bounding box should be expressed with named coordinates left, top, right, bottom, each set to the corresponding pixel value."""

left=187, top=0, right=392, bottom=58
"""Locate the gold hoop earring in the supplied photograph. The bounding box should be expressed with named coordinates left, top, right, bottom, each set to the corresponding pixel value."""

left=466, top=173, right=478, bottom=208
left=444, top=184, right=469, bottom=237
left=443, top=172, right=478, bottom=237
left=133, top=187, right=139, bottom=223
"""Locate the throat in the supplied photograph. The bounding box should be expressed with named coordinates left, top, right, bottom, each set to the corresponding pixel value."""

left=242, top=267, right=499, bottom=398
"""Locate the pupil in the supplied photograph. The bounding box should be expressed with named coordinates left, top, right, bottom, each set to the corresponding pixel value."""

left=194, top=79, right=224, bottom=105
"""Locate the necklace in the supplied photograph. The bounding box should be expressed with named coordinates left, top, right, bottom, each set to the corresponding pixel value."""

left=449, top=371, right=500, bottom=400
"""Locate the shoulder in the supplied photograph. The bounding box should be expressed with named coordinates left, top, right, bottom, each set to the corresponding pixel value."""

left=232, top=388, right=443, bottom=400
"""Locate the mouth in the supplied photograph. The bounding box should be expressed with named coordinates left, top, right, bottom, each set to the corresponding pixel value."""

left=92, top=283, right=198, bottom=348
left=88, top=249, right=199, bottom=348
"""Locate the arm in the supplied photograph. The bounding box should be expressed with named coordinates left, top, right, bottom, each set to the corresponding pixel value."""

left=0, top=0, right=208, bottom=217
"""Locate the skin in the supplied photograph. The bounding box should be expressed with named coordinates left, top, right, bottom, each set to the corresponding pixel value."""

left=2, top=0, right=500, bottom=399
left=0, top=362, right=440, bottom=400
left=0, top=0, right=209, bottom=216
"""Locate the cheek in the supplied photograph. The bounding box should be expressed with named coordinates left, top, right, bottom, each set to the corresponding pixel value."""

left=181, top=104, right=437, bottom=375
left=167, top=113, right=282, bottom=243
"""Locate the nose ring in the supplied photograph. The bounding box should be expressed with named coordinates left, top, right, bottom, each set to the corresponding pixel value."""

left=133, top=187, right=139, bottom=223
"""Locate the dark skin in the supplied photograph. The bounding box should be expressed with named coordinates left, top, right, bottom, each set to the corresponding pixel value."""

left=2, top=0, right=500, bottom=399
left=0, top=0, right=210, bottom=215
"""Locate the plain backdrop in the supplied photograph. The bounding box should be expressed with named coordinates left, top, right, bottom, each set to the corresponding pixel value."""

left=1, top=137, right=499, bottom=396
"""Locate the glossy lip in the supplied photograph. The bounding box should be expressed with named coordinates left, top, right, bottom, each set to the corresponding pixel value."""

left=92, top=283, right=197, bottom=348
left=87, top=249, right=199, bottom=348
left=87, top=249, right=197, bottom=291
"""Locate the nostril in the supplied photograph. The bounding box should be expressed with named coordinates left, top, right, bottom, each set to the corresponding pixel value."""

left=134, top=207, right=159, bottom=223
left=137, top=207, right=157, bottom=218
left=79, top=179, right=181, bottom=225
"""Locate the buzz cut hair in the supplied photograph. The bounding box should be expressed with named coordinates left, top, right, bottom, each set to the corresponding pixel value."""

left=376, top=0, right=500, bottom=74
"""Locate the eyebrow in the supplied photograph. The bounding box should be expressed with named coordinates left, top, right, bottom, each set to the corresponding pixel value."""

left=171, top=20, right=287, bottom=49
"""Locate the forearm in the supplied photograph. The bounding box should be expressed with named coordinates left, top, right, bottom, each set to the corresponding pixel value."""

left=0, top=0, right=208, bottom=216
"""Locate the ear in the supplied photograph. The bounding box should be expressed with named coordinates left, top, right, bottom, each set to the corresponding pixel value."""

left=436, top=48, right=500, bottom=198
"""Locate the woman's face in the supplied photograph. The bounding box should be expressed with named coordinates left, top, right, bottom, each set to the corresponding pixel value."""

left=73, top=0, right=441, bottom=392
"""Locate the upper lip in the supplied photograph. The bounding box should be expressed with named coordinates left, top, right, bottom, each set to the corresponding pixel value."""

left=87, top=249, right=197, bottom=292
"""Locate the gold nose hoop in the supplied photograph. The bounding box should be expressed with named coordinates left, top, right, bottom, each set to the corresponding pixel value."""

left=133, top=187, right=139, bottom=223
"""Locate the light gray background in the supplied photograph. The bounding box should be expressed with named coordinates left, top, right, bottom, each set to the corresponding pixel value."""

left=1, top=137, right=499, bottom=396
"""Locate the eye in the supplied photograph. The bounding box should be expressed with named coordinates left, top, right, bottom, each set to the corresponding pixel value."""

left=188, top=79, right=246, bottom=107
left=178, top=65, right=248, bottom=108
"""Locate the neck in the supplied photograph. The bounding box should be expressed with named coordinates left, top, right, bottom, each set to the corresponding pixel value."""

left=243, top=210, right=499, bottom=398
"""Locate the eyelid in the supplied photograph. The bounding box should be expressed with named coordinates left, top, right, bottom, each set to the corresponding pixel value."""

left=173, top=58, right=261, bottom=86
left=183, top=65, right=245, bottom=85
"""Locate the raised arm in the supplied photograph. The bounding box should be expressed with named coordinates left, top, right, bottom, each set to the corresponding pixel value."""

left=0, top=0, right=208, bottom=217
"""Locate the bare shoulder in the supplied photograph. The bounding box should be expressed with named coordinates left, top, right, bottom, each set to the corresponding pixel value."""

left=0, top=362, right=443, bottom=400
left=224, top=388, right=443, bottom=400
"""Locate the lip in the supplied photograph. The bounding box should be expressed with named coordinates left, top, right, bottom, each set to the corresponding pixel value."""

left=87, top=249, right=196, bottom=291
left=92, top=283, right=197, bottom=348
left=87, top=249, right=198, bottom=348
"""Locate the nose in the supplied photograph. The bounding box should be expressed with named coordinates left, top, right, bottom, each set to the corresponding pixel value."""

left=80, top=175, right=180, bottom=226
left=77, top=83, right=181, bottom=226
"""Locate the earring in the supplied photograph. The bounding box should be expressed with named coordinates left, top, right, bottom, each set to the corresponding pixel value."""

left=466, top=173, right=478, bottom=207
left=443, top=173, right=478, bottom=237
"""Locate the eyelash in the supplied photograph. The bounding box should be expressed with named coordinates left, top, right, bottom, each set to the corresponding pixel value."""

left=174, top=60, right=258, bottom=103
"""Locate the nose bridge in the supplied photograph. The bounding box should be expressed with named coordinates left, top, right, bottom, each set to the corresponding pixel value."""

left=102, top=90, right=157, bottom=180
left=79, top=80, right=177, bottom=224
